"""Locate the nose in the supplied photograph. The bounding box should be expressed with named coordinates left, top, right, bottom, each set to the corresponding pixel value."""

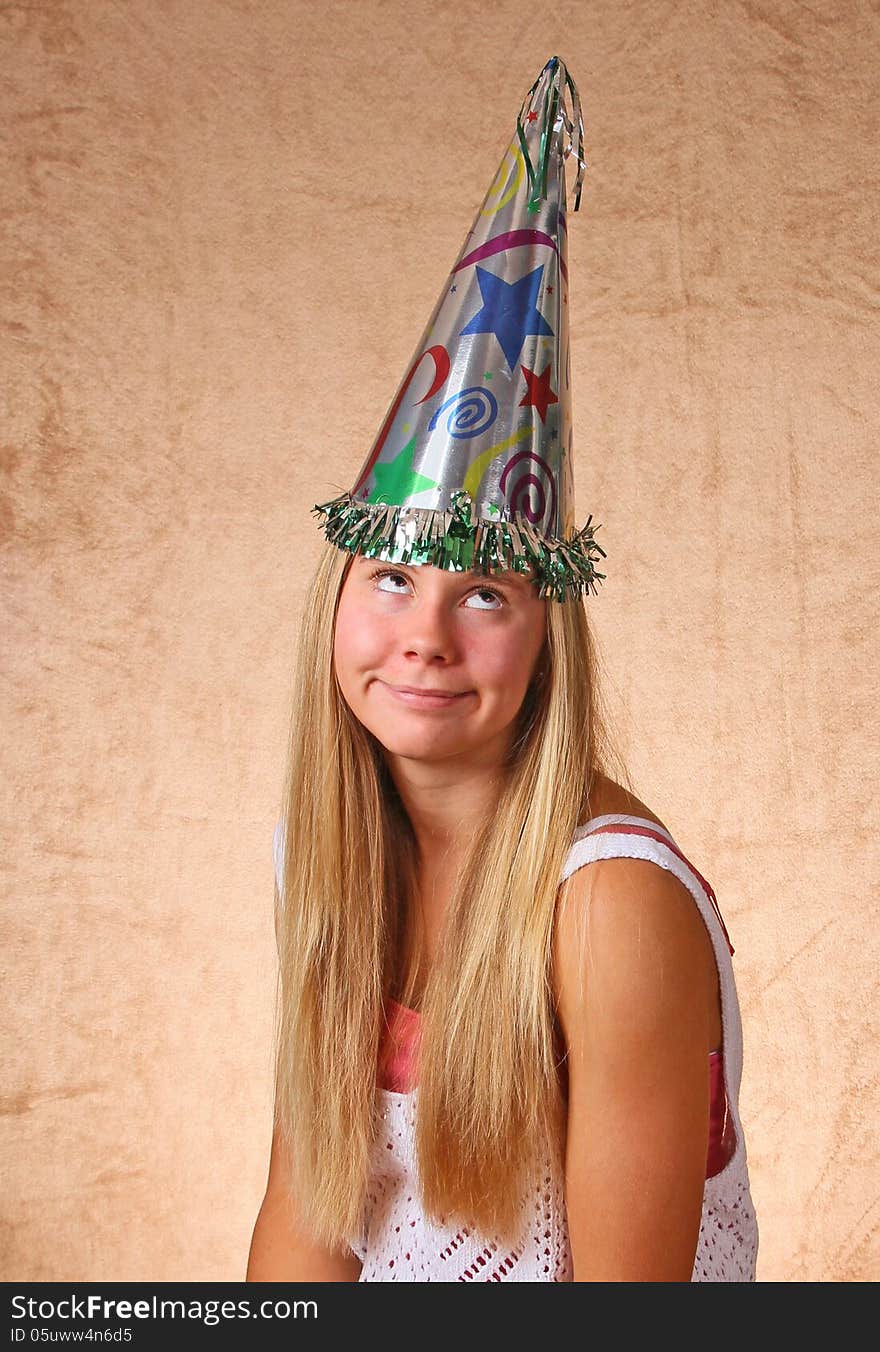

left=399, top=593, right=461, bottom=667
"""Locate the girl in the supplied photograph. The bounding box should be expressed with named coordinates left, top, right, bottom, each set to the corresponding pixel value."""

left=247, top=54, right=758, bottom=1281
left=246, top=542, right=759, bottom=1281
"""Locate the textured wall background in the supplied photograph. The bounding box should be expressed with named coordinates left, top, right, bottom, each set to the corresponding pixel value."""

left=2, top=0, right=877, bottom=1282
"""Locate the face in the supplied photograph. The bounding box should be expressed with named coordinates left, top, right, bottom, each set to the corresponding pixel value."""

left=333, top=553, right=548, bottom=767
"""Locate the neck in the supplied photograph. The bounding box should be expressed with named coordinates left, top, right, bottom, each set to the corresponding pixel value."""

left=383, top=739, right=508, bottom=866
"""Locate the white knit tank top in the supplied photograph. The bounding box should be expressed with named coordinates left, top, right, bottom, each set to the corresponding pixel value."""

left=273, top=813, right=760, bottom=1281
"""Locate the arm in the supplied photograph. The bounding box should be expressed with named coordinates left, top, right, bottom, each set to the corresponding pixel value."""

left=552, top=856, right=718, bottom=1282
left=247, top=1123, right=363, bottom=1282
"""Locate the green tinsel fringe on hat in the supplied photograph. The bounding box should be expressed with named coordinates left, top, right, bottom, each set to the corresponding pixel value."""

left=311, top=489, right=606, bottom=603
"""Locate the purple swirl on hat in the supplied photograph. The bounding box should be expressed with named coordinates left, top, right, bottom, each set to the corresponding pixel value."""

left=500, top=449, right=557, bottom=533
left=428, top=387, right=498, bottom=439
left=452, top=228, right=568, bottom=285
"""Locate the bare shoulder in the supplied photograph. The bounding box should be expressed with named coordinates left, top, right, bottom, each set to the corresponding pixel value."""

left=553, top=778, right=718, bottom=1059
left=584, top=771, right=672, bottom=834
left=552, top=852, right=718, bottom=1061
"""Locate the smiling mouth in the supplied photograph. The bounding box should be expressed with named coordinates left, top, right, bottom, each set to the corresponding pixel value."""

left=382, top=683, right=474, bottom=708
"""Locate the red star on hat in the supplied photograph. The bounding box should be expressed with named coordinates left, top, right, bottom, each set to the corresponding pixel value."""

left=518, top=363, right=559, bottom=423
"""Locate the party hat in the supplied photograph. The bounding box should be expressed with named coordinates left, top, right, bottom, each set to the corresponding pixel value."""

left=312, top=55, right=606, bottom=602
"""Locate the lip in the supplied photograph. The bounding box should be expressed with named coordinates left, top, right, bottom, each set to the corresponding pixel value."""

left=382, top=682, right=474, bottom=709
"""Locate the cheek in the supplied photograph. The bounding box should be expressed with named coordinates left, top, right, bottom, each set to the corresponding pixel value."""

left=333, top=598, right=396, bottom=690
left=463, top=628, right=538, bottom=696
left=334, top=609, right=373, bottom=677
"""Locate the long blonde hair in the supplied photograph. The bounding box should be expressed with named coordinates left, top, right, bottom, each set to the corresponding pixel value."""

left=273, top=539, right=631, bottom=1251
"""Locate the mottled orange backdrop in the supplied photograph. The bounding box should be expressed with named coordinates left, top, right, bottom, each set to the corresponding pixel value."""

left=2, top=0, right=877, bottom=1282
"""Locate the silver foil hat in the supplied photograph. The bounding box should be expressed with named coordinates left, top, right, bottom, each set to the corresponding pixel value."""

left=312, top=55, right=606, bottom=602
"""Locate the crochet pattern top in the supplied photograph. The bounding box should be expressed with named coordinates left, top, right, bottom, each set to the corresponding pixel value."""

left=273, top=813, right=759, bottom=1281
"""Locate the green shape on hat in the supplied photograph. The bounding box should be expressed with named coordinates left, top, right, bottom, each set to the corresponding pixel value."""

left=369, top=436, right=438, bottom=506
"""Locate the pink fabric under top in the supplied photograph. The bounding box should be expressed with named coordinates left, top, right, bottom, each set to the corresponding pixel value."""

left=378, top=997, right=737, bottom=1180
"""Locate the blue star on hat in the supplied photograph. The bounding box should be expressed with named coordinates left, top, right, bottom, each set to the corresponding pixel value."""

left=459, top=263, right=554, bottom=371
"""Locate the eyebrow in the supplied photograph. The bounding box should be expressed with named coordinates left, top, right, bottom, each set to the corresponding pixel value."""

left=470, top=570, right=533, bottom=590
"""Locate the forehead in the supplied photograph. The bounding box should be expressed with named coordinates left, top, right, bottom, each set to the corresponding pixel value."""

left=350, top=553, right=538, bottom=592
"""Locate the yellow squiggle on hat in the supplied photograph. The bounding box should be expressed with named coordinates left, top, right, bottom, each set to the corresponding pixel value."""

left=480, top=138, right=525, bottom=215
left=462, top=424, right=533, bottom=501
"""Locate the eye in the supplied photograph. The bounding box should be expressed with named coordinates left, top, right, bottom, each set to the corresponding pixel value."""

left=370, top=568, right=408, bottom=594
left=368, top=567, right=505, bottom=610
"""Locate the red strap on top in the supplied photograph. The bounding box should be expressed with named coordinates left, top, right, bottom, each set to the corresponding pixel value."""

left=580, top=822, right=735, bottom=957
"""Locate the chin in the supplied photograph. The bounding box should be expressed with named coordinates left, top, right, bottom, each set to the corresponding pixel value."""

left=359, top=718, right=471, bottom=757
left=376, top=728, right=470, bottom=757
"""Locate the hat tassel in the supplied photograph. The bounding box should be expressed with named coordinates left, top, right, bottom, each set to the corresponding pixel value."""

left=516, top=55, right=586, bottom=216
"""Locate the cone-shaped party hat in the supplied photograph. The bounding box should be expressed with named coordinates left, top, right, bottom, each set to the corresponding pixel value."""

left=312, top=56, right=606, bottom=602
